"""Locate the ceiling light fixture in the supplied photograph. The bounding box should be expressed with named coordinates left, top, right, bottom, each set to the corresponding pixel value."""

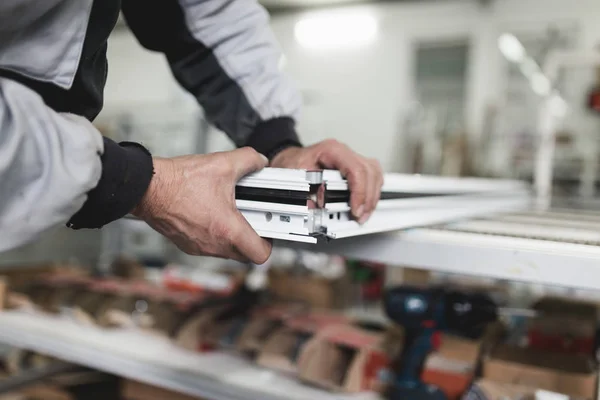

left=530, top=72, right=551, bottom=96
left=549, top=92, right=568, bottom=117
left=498, top=33, right=525, bottom=63
left=294, top=12, right=378, bottom=50
left=519, top=57, right=540, bottom=78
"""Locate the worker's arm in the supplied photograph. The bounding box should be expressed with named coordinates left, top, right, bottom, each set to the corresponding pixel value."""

left=120, top=0, right=384, bottom=220
left=0, top=78, right=270, bottom=261
left=0, top=78, right=153, bottom=251
left=0, top=0, right=269, bottom=261
left=121, top=0, right=302, bottom=159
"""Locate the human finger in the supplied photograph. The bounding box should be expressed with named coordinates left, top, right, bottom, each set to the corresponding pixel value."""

left=230, top=147, right=269, bottom=180
left=360, top=159, right=384, bottom=223
left=230, top=211, right=273, bottom=264
left=317, top=141, right=369, bottom=220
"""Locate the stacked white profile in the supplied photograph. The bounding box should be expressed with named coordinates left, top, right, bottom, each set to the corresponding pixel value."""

left=236, top=168, right=531, bottom=243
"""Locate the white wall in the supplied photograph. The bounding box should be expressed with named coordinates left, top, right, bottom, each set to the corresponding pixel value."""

left=271, top=0, right=600, bottom=171
left=271, top=1, right=478, bottom=171
left=102, top=32, right=181, bottom=113
left=100, top=0, right=600, bottom=171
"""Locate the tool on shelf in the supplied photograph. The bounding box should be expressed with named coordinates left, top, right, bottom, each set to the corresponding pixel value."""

left=383, top=286, right=537, bottom=400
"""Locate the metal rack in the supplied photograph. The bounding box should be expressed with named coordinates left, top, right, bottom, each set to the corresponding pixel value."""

left=4, top=208, right=600, bottom=399
left=0, top=311, right=376, bottom=400
left=280, top=208, right=600, bottom=291
left=4, top=212, right=600, bottom=399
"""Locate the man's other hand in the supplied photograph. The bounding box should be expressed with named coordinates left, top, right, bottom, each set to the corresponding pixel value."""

left=132, top=147, right=272, bottom=264
left=270, top=140, right=383, bottom=223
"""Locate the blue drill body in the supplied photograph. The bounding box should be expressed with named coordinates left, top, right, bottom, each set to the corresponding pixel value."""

left=383, top=286, right=499, bottom=400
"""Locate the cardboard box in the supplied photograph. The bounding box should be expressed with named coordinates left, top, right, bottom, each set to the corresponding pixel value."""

left=236, top=316, right=283, bottom=357
left=19, top=274, right=95, bottom=314
left=43, top=286, right=88, bottom=314
left=421, top=323, right=506, bottom=400
left=66, top=280, right=128, bottom=323
left=0, top=263, right=82, bottom=288
left=462, top=379, right=547, bottom=400
left=0, top=395, right=23, bottom=400
left=93, top=280, right=162, bottom=327
left=174, top=306, right=232, bottom=351
left=8, top=386, right=74, bottom=400
left=236, top=305, right=303, bottom=357
left=5, top=349, right=35, bottom=374
left=122, top=380, right=206, bottom=400
left=111, top=257, right=145, bottom=280
left=528, top=297, right=598, bottom=355
left=387, top=267, right=431, bottom=286
left=533, top=297, right=598, bottom=318
left=422, top=335, right=482, bottom=400
left=145, top=300, right=192, bottom=337
left=16, top=282, right=54, bottom=310
left=256, top=327, right=306, bottom=374
left=436, top=335, right=482, bottom=363
left=268, top=270, right=350, bottom=309
left=256, top=311, right=350, bottom=374
left=0, top=277, right=6, bottom=311
left=95, top=295, right=139, bottom=327
left=424, top=356, right=474, bottom=400
left=297, top=324, right=394, bottom=393
left=483, top=345, right=597, bottom=399
left=123, top=283, right=209, bottom=336
left=4, top=292, right=35, bottom=310
left=479, top=322, right=506, bottom=358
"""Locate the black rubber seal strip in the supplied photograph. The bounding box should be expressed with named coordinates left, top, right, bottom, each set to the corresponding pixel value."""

left=235, top=187, right=475, bottom=206
left=325, top=190, right=470, bottom=204
left=235, top=187, right=310, bottom=206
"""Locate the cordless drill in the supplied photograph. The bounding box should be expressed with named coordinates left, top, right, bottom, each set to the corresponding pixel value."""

left=383, top=286, right=502, bottom=400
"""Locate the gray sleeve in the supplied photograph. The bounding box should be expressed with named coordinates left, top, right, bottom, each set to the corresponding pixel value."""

left=121, top=0, right=303, bottom=157
left=176, top=0, right=302, bottom=125
left=0, top=78, right=103, bottom=252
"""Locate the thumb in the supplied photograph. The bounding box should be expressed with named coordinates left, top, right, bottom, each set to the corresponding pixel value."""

left=232, top=211, right=273, bottom=264
left=231, top=147, right=269, bottom=180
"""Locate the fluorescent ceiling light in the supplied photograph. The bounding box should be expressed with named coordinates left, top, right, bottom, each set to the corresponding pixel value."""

left=530, top=72, right=551, bottom=96
left=294, top=12, right=378, bottom=50
left=519, top=57, right=540, bottom=78
left=549, top=93, right=568, bottom=117
left=498, top=33, right=525, bottom=62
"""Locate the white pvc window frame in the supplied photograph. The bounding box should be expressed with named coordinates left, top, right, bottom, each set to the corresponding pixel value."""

left=236, top=168, right=531, bottom=243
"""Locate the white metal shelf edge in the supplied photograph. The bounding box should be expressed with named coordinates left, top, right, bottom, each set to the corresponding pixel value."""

left=278, top=228, right=600, bottom=291
left=0, top=311, right=374, bottom=400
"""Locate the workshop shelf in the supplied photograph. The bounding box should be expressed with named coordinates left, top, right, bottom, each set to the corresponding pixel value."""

left=0, top=311, right=377, bottom=400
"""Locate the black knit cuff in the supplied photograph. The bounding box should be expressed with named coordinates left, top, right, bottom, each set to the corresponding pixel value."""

left=67, top=138, right=154, bottom=230
left=245, top=117, right=302, bottom=160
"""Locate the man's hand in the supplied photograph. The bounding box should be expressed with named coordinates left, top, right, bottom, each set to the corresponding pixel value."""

left=132, top=148, right=272, bottom=264
left=270, top=140, right=383, bottom=223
